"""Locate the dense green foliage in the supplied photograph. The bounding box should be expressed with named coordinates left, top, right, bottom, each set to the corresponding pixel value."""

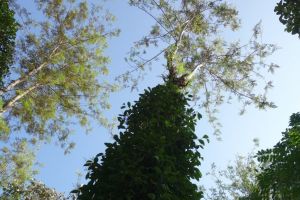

left=74, top=83, right=208, bottom=199
left=275, top=0, right=300, bottom=36
left=256, top=112, right=300, bottom=199
left=0, top=0, right=18, bottom=85
left=123, top=0, right=278, bottom=134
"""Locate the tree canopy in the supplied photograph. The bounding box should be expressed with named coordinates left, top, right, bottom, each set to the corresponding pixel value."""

left=0, top=0, right=18, bottom=85
left=275, top=0, right=300, bottom=36
left=0, top=0, right=119, bottom=149
left=74, top=83, right=209, bottom=199
left=121, top=0, right=278, bottom=134
left=256, top=112, right=300, bottom=199
left=0, top=0, right=118, bottom=197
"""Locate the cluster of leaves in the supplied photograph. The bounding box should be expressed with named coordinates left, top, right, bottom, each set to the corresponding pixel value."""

left=275, top=0, right=300, bottom=36
left=256, top=112, right=300, bottom=199
left=0, top=179, right=68, bottom=200
left=0, top=139, right=66, bottom=199
left=73, top=82, right=209, bottom=199
left=121, top=0, right=278, bottom=135
left=204, top=142, right=261, bottom=200
left=0, top=139, right=37, bottom=194
left=0, top=0, right=18, bottom=85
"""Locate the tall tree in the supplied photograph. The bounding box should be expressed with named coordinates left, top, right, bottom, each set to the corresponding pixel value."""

left=74, top=82, right=209, bottom=199
left=256, top=112, right=300, bottom=199
left=275, top=0, right=300, bottom=37
left=0, top=0, right=18, bottom=85
left=0, top=0, right=118, bottom=198
left=72, top=1, right=279, bottom=198
left=0, top=0, right=119, bottom=148
left=120, top=0, right=278, bottom=134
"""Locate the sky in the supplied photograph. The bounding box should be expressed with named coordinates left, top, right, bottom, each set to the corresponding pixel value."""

left=18, top=0, right=300, bottom=195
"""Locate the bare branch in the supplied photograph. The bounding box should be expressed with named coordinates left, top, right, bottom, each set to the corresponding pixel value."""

left=116, top=47, right=168, bottom=81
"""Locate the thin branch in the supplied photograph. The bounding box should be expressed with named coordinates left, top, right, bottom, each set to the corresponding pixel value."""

left=48, top=86, right=95, bottom=118
left=0, top=45, right=60, bottom=96
left=116, top=47, right=168, bottom=81
left=0, top=83, right=41, bottom=115
left=186, top=63, right=204, bottom=82
left=136, top=5, right=176, bottom=41
left=173, top=17, right=193, bottom=57
left=151, top=0, right=176, bottom=33
left=206, top=68, right=257, bottom=102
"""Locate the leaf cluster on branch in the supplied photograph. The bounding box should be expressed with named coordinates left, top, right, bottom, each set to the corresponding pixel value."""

left=256, top=112, right=300, bottom=199
left=275, top=0, right=300, bottom=36
left=0, top=0, right=18, bottom=86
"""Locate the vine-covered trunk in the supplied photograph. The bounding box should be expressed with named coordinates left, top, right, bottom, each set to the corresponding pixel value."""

left=74, top=82, right=208, bottom=200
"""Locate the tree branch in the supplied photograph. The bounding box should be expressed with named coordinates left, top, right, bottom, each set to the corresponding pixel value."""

left=0, top=45, right=60, bottom=96
left=136, top=5, right=176, bottom=41
left=0, top=83, right=41, bottom=115
left=186, top=63, right=204, bottom=82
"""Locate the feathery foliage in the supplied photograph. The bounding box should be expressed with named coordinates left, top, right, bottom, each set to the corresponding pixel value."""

left=0, top=0, right=119, bottom=149
left=120, top=0, right=278, bottom=134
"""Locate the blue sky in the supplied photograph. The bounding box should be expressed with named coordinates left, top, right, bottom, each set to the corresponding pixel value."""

left=26, top=0, right=300, bottom=195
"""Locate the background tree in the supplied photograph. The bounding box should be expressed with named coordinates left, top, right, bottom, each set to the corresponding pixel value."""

left=0, top=0, right=119, bottom=148
left=0, top=140, right=63, bottom=199
left=0, top=139, right=37, bottom=196
left=275, top=0, right=300, bottom=37
left=204, top=113, right=300, bottom=200
left=0, top=0, right=18, bottom=85
left=0, top=179, right=69, bottom=200
left=204, top=142, right=261, bottom=200
left=73, top=83, right=209, bottom=199
left=0, top=0, right=118, bottom=198
left=121, top=0, right=278, bottom=135
left=256, top=112, right=300, bottom=199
